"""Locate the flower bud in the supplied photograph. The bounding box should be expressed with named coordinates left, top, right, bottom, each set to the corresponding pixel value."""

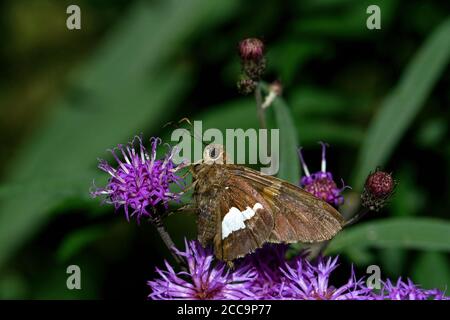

left=238, top=38, right=264, bottom=61
left=242, top=59, right=266, bottom=81
left=237, top=76, right=257, bottom=95
left=361, top=169, right=395, bottom=211
left=366, top=170, right=394, bottom=197
left=237, top=38, right=266, bottom=83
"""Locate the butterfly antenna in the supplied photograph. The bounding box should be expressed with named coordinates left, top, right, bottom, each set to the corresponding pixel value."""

left=178, top=117, right=192, bottom=126
left=297, top=147, right=310, bottom=176
left=164, top=118, right=207, bottom=148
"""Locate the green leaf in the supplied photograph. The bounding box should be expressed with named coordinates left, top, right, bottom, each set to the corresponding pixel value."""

left=200, top=99, right=257, bottom=131
left=344, top=246, right=375, bottom=266
left=353, top=18, right=450, bottom=187
left=412, top=252, right=450, bottom=291
left=289, top=87, right=350, bottom=116
left=326, top=218, right=450, bottom=254
left=0, top=0, right=239, bottom=269
left=379, top=248, right=407, bottom=277
left=390, top=166, right=425, bottom=217
left=297, top=121, right=364, bottom=146
left=288, top=88, right=364, bottom=146
left=294, top=0, right=398, bottom=38
left=57, top=225, right=105, bottom=263
left=415, top=117, right=447, bottom=148
left=267, top=93, right=301, bottom=184
left=268, top=42, right=328, bottom=85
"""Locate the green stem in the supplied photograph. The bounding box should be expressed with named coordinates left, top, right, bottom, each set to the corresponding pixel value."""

left=254, top=83, right=266, bottom=129
left=344, top=206, right=371, bottom=227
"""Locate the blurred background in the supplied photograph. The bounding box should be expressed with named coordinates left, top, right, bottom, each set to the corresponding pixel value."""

left=0, top=0, right=449, bottom=299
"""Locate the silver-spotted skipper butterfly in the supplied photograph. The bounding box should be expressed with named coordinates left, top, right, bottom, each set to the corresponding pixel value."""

left=191, top=143, right=344, bottom=262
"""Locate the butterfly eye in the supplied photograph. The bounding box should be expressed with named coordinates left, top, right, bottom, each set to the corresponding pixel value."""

left=203, top=144, right=225, bottom=163
left=209, top=147, right=218, bottom=159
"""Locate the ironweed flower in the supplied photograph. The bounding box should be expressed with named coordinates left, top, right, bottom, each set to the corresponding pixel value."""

left=148, top=240, right=257, bottom=300
left=280, top=256, right=372, bottom=300
left=298, top=142, right=347, bottom=206
left=148, top=241, right=448, bottom=300
left=91, top=136, right=184, bottom=223
left=376, top=278, right=449, bottom=300
left=238, top=243, right=291, bottom=299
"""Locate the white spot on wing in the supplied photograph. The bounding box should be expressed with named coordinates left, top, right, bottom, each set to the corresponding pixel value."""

left=253, top=202, right=263, bottom=212
left=221, top=203, right=263, bottom=239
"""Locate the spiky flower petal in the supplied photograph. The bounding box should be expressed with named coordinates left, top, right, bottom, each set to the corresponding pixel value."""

left=148, top=240, right=257, bottom=300
left=280, top=255, right=372, bottom=300
left=148, top=241, right=448, bottom=300
left=91, top=136, right=184, bottom=222
left=238, top=243, right=291, bottom=299
left=376, top=278, right=449, bottom=300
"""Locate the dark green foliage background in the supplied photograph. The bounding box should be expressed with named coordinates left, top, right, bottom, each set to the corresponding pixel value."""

left=0, top=0, right=449, bottom=299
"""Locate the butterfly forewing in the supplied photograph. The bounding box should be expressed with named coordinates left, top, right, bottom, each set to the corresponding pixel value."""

left=213, top=174, right=275, bottom=260
left=230, top=165, right=344, bottom=243
left=193, top=163, right=344, bottom=262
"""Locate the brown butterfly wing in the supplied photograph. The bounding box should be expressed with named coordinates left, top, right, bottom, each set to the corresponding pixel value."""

left=226, top=165, right=344, bottom=243
left=194, top=164, right=344, bottom=262
left=213, top=174, right=275, bottom=261
left=193, top=164, right=274, bottom=261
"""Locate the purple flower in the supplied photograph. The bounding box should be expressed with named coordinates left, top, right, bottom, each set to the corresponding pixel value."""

left=238, top=243, right=291, bottom=299
left=147, top=241, right=448, bottom=300
left=148, top=240, right=257, bottom=300
left=280, top=255, right=372, bottom=300
left=91, top=136, right=184, bottom=222
left=376, top=278, right=449, bottom=300
left=298, top=142, right=347, bottom=206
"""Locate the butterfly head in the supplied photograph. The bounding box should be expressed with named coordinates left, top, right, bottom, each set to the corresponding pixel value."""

left=203, top=144, right=227, bottom=165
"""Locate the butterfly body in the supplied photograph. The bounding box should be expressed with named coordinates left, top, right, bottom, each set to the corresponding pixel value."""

left=192, top=144, right=344, bottom=262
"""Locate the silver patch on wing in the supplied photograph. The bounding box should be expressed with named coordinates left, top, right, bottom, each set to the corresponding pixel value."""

left=221, top=203, right=263, bottom=239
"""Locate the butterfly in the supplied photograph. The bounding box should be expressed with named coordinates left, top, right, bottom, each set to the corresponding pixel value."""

left=191, top=143, right=344, bottom=262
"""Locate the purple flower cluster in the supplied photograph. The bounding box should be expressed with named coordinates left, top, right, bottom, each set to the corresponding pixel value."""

left=148, top=240, right=448, bottom=300
left=148, top=241, right=257, bottom=300
left=298, top=143, right=347, bottom=207
left=377, top=278, right=448, bottom=300
left=91, top=136, right=184, bottom=222
left=280, top=256, right=370, bottom=300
